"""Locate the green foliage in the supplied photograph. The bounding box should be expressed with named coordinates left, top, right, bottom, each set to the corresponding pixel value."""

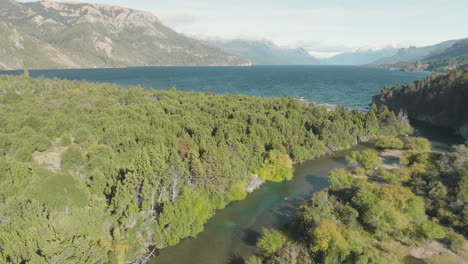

left=328, top=168, right=367, bottom=190
left=346, top=149, right=381, bottom=168
left=246, top=256, right=263, bottom=264
left=404, top=137, right=431, bottom=151
left=155, top=188, right=214, bottom=248
left=61, top=134, right=72, bottom=146
left=328, top=168, right=354, bottom=190
left=0, top=75, right=410, bottom=263
left=252, top=143, right=468, bottom=264
left=374, top=135, right=404, bottom=149
left=257, top=228, right=288, bottom=254
left=309, top=220, right=347, bottom=254
left=27, top=168, right=89, bottom=211
left=61, top=146, right=85, bottom=170
left=258, top=151, right=293, bottom=182
left=391, top=167, right=412, bottom=183
left=353, top=184, right=426, bottom=234
left=373, top=68, right=468, bottom=137
left=407, top=144, right=468, bottom=236
left=419, top=221, right=446, bottom=239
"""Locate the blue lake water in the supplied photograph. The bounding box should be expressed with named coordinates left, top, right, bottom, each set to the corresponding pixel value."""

left=0, top=65, right=430, bottom=110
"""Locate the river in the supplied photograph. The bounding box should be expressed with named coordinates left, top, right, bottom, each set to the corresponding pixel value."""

left=150, top=123, right=463, bottom=264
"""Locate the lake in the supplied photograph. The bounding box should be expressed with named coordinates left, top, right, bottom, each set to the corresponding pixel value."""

left=0, top=65, right=430, bottom=110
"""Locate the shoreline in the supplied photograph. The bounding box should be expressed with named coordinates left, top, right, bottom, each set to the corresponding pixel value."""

left=0, top=64, right=254, bottom=72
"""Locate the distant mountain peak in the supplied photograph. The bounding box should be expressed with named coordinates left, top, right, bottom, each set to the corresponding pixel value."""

left=201, top=38, right=321, bottom=65
left=0, top=0, right=250, bottom=69
left=371, top=39, right=460, bottom=65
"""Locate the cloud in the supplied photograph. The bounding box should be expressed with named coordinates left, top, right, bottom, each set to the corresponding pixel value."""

left=157, top=10, right=199, bottom=28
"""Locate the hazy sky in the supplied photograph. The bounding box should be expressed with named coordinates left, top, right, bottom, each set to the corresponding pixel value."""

left=37, top=0, right=468, bottom=57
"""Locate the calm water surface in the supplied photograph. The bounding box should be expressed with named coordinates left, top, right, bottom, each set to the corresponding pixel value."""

left=0, top=65, right=430, bottom=110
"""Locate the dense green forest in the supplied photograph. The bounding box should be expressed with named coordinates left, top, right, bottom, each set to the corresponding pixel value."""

left=373, top=69, right=468, bottom=139
left=0, top=75, right=412, bottom=263
left=248, top=137, right=468, bottom=264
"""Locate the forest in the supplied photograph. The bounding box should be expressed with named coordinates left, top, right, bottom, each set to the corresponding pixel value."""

left=248, top=136, right=468, bottom=264
left=0, top=75, right=412, bottom=263
left=373, top=68, right=468, bottom=139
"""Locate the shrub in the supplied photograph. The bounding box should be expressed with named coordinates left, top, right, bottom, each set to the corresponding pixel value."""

left=346, top=149, right=381, bottom=168
left=375, top=136, right=404, bottom=149
left=61, top=146, right=85, bottom=170
left=419, top=221, right=446, bottom=239
left=404, top=137, right=431, bottom=151
left=245, top=256, right=263, bottom=264
left=391, top=167, right=411, bottom=183
left=257, top=228, right=288, bottom=254
left=354, top=167, right=367, bottom=176
left=61, top=134, right=72, bottom=146
left=376, top=167, right=398, bottom=183
left=309, top=220, right=347, bottom=253
left=329, top=168, right=354, bottom=190
left=258, top=151, right=293, bottom=182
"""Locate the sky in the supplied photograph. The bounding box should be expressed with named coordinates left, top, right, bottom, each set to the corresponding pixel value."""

left=34, top=0, right=468, bottom=57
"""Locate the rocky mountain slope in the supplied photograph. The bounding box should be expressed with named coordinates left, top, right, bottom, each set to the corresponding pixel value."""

left=383, top=38, right=468, bottom=73
left=425, top=38, right=468, bottom=60
left=202, top=38, right=321, bottom=65
left=0, top=0, right=250, bottom=70
left=373, top=69, right=468, bottom=139
left=370, top=40, right=458, bottom=65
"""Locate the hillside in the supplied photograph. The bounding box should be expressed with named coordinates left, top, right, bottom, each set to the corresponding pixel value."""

left=325, top=48, right=399, bottom=65
left=425, top=38, right=468, bottom=60
left=393, top=38, right=468, bottom=73
left=202, top=38, right=321, bottom=65
left=0, top=0, right=250, bottom=70
left=371, top=39, right=458, bottom=65
left=402, top=54, right=468, bottom=73
left=0, top=74, right=409, bottom=263
left=373, top=69, right=468, bottom=139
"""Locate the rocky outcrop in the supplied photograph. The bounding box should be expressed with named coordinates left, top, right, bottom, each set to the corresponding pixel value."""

left=402, top=61, right=429, bottom=72
left=0, top=0, right=250, bottom=69
left=373, top=69, right=468, bottom=139
left=244, top=174, right=266, bottom=194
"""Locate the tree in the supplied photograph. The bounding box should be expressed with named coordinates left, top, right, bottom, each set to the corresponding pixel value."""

left=346, top=149, right=381, bottom=168
left=245, top=256, right=263, bottom=264
left=258, top=151, right=293, bottom=182
left=404, top=137, right=431, bottom=152
left=61, top=146, right=85, bottom=170
left=257, top=228, right=288, bottom=254
left=374, top=135, right=404, bottom=149
left=419, top=221, right=446, bottom=239
left=328, top=168, right=354, bottom=190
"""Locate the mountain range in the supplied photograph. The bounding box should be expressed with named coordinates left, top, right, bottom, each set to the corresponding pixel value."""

left=323, top=48, right=399, bottom=65
left=0, top=0, right=467, bottom=70
left=370, top=40, right=458, bottom=65
left=201, top=38, right=322, bottom=65
left=373, top=38, right=468, bottom=72
left=0, top=0, right=250, bottom=70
